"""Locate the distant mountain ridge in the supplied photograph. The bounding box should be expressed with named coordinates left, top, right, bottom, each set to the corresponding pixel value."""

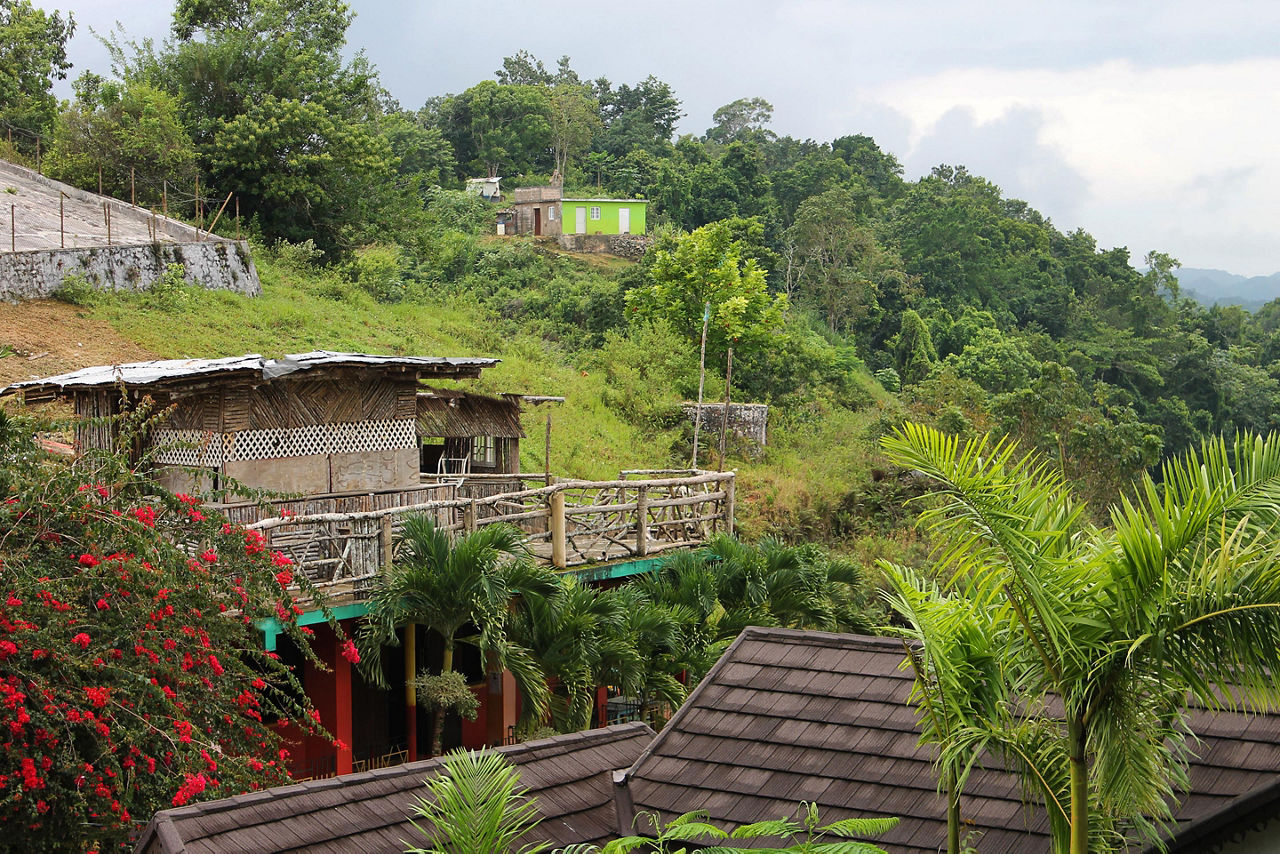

left=1177, top=268, right=1280, bottom=311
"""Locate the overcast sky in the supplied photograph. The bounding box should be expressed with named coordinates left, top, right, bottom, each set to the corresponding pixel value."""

left=41, top=0, right=1280, bottom=276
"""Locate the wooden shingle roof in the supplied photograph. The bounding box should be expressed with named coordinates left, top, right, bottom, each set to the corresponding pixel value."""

left=134, top=722, right=653, bottom=854
left=617, top=627, right=1280, bottom=853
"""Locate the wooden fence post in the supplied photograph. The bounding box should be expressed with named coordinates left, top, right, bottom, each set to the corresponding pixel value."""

left=635, top=485, right=649, bottom=558
left=463, top=500, right=476, bottom=534
left=380, top=514, right=393, bottom=571
left=724, top=474, right=735, bottom=537
left=550, top=490, right=567, bottom=569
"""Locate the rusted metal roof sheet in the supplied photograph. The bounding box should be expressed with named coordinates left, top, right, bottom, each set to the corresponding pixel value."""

left=2, top=352, right=501, bottom=402
left=417, top=390, right=525, bottom=438
left=618, top=627, right=1280, bottom=853
left=133, top=723, right=654, bottom=854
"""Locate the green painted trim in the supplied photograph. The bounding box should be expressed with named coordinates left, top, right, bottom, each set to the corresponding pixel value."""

left=257, top=602, right=369, bottom=651
left=569, top=557, right=663, bottom=584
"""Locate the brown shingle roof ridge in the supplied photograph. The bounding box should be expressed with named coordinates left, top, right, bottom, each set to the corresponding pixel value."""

left=133, top=722, right=656, bottom=852
left=612, top=628, right=902, bottom=833
left=516, top=721, right=656, bottom=763
left=734, top=626, right=901, bottom=649
left=1152, top=773, right=1280, bottom=853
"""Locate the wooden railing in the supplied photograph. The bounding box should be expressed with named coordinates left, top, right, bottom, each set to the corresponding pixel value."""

left=242, top=470, right=735, bottom=594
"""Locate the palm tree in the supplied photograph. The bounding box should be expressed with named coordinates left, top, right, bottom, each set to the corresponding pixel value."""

left=880, top=423, right=1280, bottom=853
left=638, top=535, right=880, bottom=684
left=509, top=578, right=635, bottom=733
left=359, top=515, right=560, bottom=756
left=883, top=569, right=1000, bottom=854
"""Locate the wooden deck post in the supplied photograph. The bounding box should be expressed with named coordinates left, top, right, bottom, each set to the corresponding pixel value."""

left=380, top=515, right=393, bottom=572
left=463, top=500, right=476, bottom=534
left=404, top=624, right=417, bottom=761
left=635, top=485, right=649, bottom=557
left=725, top=474, right=735, bottom=537
left=550, top=489, right=567, bottom=569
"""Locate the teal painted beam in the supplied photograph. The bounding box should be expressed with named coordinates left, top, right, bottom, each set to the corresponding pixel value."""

left=569, top=557, right=663, bottom=585
left=258, top=602, right=369, bottom=651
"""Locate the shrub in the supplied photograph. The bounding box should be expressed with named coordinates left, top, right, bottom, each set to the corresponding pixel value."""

left=0, top=407, right=336, bottom=851
left=54, top=272, right=97, bottom=306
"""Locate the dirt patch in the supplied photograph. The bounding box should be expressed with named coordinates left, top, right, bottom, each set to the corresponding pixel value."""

left=0, top=299, right=155, bottom=387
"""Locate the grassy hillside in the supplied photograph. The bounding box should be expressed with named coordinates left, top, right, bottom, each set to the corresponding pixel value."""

left=20, top=244, right=903, bottom=547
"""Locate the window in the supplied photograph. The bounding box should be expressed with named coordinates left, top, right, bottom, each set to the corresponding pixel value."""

left=590, top=206, right=602, bottom=220
left=471, top=435, right=496, bottom=466
left=548, top=205, right=557, bottom=221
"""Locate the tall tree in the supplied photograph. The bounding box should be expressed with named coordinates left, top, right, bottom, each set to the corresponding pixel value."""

left=788, top=186, right=908, bottom=337
left=0, top=0, right=74, bottom=154
left=593, top=75, right=682, bottom=157
left=626, top=219, right=786, bottom=357
left=706, top=96, right=775, bottom=145
left=881, top=424, right=1280, bottom=853
left=548, top=81, right=600, bottom=179
left=45, top=75, right=197, bottom=207
left=116, top=0, right=400, bottom=252
left=442, top=80, right=551, bottom=178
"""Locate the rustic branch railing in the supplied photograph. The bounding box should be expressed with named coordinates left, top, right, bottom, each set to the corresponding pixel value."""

left=243, top=470, right=735, bottom=591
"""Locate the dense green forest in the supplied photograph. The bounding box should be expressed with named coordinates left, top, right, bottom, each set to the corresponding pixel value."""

left=5, top=0, right=1280, bottom=541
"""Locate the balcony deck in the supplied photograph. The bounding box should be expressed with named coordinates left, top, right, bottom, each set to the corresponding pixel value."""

left=216, top=469, right=735, bottom=606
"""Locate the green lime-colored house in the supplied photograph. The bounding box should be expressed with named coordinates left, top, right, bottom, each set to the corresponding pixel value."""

left=512, top=186, right=648, bottom=237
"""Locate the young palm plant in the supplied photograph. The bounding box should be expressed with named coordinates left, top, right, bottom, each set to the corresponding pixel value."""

left=880, top=423, right=1280, bottom=854
left=359, top=515, right=560, bottom=755
left=407, top=749, right=548, bottom=854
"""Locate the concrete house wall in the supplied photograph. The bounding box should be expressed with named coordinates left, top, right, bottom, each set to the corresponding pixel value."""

left=560, top=199, right=647, bottom=236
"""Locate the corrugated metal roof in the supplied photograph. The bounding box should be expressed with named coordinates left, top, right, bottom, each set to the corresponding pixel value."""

left=2, top=352, right=501, bottom=400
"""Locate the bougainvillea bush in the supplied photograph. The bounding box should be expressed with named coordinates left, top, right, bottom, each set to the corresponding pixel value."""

left=0, top=408, right=334, bottom=852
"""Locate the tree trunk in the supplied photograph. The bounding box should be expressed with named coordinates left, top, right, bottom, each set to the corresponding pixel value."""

left=430, top=639, right=456, bottom=758
left=1068, top=716, right=1089, bottom=854
left=946, top=767, right=961, bottom=854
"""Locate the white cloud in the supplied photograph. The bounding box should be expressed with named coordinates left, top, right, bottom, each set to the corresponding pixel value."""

left=863, top=60, right=1280, bottom=274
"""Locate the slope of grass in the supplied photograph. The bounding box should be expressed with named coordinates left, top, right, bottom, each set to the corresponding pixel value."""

left=72, top=245, right=915, bottom=549
left=86, top=253, right=679, bottom=482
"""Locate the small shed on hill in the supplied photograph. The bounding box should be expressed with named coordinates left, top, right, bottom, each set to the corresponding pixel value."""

left=1, top=352, right=500, bottom=496
left=132, top=723, right=655, bottom=854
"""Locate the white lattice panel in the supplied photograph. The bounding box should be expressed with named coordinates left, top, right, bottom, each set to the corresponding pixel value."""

left=152, top=429, right=229, bottom=466
left=225, top=420, right=415, bottom=462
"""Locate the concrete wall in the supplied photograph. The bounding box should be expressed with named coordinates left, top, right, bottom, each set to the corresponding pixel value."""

left=558, top=233, right=651, bottom=258
left=0, top=157, right=260, bottom=301
left=0, top=240, right=261, bottom=302
left=561, top=199, right=647, bottom=235
left=683, top=402, right=769, bottom=447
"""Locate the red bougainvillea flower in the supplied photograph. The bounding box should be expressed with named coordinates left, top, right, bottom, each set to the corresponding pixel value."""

left=340, top=640, right=360, bottom=664
left=71, top=633, right=91, bottom=649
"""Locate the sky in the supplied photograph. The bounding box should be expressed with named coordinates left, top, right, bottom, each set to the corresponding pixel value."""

left=39, top=0, right=1280, bottom=276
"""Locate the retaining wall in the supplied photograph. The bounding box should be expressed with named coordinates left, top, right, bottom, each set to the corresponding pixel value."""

left=0, top=241, right=261, bottom=302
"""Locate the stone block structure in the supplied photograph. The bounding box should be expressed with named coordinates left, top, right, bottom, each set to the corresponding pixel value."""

left=0, top=158, right=260, bottom=300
